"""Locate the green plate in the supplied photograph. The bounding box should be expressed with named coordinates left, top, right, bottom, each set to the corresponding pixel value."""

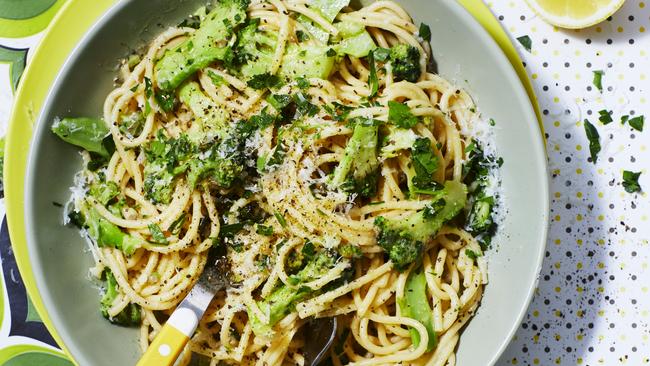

left=9, top=0, right=548, bottom=365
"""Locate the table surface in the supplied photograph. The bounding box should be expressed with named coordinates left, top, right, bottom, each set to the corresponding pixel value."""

left=0, top=1, right=648, bottom=365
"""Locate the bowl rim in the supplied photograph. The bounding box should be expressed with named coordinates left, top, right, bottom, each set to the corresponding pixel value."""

left=12, top=0, right=548, bottom=365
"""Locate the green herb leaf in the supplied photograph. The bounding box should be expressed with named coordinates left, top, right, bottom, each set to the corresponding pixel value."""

left=266, top=94, right=292, bottom=111
left=621, top=115, right=629, bottom=125
left=411, top=137, right=439, bottom=190
left=155, top=90, right=176, bottom=112
left=207, top=70, right=226, bottom=86
left=622, top=171, right=642, bottom=193
left=326, top=48, right=337, bottom=57
left=388, top=101, right=418, bottom=129
left=168, top=213, right=187, bottom=235
left=598, top=109, right=613, bottom=125
left=274, top=211, right=287, bottom=227
left=247, top=72, right=281, bottom=90
left=465, top=249, right=481, bottom=260
left=296, top=30, right=310, bottom=42
left=144, top=77, right=153, bottom=115
left=256, top=224, right=274, bottom=236
left=419, top=23, right=431, bottom=42
left=296, top=77, right=310, bottom=89
left=368, top=51, right=378, bottom=98
left=584, top=119, right=600, bottom=164
left=148, top=224, right=168, bottom=245
left=489, top=118, right=496, bottom=126
left=628, top=115, right=644, bottom=132
left=593, top=70, right=604, bottom=92
left=516, top=35, right=532, bottom=52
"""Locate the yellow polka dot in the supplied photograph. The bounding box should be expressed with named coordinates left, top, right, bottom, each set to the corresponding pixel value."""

left=577, top=286, right=583, bottom=293
left=577, top=192, right=583, bottom=198
left=577, top=239, right=583, bottom=246
left=576, top=144, right=582, bottom=151
left=617, top=26, right=624, bottom=33
left=641, top=26, right=646, bottom=33
left=598, top=239, right=605, bottom=245
left=554, top=262, right=561, bottom=269
left=554, top=120, right=560, bottom=127
left=641, top=1, right=645, bottom=8
left=576, top=214, right=583, bottom=221
left=577, top=262, right=583, bottom=269
left=596, top=26, right=602, bottom=33
left=533, top=310, right=539, bottom=317
left=534, top=359, right=540, bottom=365
left=554, top=238, right=561, bottom=245
left=577, top=358, right=583, bottom=365
left=511, top=358, right=518, bottom=365
left=553, top=97, right=560, bottom=103
left=554, top=215, right=561, bottom=221
left=598, top=215, right=604, bottom=221
left=554, top=286, right=561, bottom=293
left=576, top=168, right=582, bottom=174
left=554, top=192, right=561, bottom=198
left=598, top=192, right=604, bottom=198
left=532, top=73, right=538, bottom=80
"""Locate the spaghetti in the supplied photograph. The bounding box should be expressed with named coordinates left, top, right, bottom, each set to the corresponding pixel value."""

left=57, top=0, right=500, bottom=365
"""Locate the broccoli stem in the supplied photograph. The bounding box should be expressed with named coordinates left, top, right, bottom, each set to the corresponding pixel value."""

left=330, top=118, right=380, bottom=197
left=398, top=269, right=436, bottom=351
left=84, top=206, right=141, bottom=255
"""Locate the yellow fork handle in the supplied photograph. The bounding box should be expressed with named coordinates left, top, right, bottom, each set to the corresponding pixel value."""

left=136, top=307, right=199, bottom=366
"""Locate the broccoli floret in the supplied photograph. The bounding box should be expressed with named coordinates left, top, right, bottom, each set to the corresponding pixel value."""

left=462, top=140, right=499, bottom=248
left=143, top=133, right=194, bottom=204
left=338, top=244, right=363, bottom=259
left=187, top=136, right=245, bottom=189
left=155, top=0, right=249, bottom=91
left=51, top=117, right=113, bottom=158
left=89, top=181, right=120, bottom=205
left=374, top=180, right=467, bottom=270
left=101, top=270, right=141, bottom=326
left=389, top=44, right=421, bottom=83
left=380, top=125, right=418, bottom=159
left=230, top=19, right=277, bottom=77
left=329, top=118, right=380, bottom=198
left=248, top=251, right=336, bottom=337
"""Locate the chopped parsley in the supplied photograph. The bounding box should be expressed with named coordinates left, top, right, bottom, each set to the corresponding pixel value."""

left=598, top=110, right=613, bottom=125
left=368, top=51, right=378, bottom=98
left=247, top=72, right=281, bottom=90
left=388, top=101, right=418, bottom=128
left=411, top=137, right=439, bottom=191
left=628, top=115, right=644, bottom=132
left=148, top=223, right=168, bottom=245
left=274, top=211, right=287, bottom=228
left=326, top=48, right=337, bottom=57
left=419, top=23, right=431, bottom=42
left=296, top=76, right=310, bottom=89
left=465, top=249, right=481, bottom=260
left=296, top=30, right=309, bottom=42
left=207, top=70, right=226, bottom=86
left=622, top=171, right=642, bottom=193
left=144, top=77, right=153, bottom=115
left=256, top=224, right=274, bottom=236
left=621, top=115, right=629, bottom=125
left=516, top=35, right=532, bottom=53
left=583, top=119, right=600, bottom=164
left=168, top=213, right=187, bottom=235
left=593, top=70, right=604, bottom=92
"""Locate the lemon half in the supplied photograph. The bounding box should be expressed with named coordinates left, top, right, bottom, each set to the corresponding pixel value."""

left=525, top=0, right=626, bottom=29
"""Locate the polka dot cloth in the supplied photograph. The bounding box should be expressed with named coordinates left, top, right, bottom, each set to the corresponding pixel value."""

left=487, top=1, right=650, bottom=365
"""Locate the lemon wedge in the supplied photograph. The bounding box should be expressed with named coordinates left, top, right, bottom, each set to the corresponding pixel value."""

left=525, top=0, right=626, bottom=29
